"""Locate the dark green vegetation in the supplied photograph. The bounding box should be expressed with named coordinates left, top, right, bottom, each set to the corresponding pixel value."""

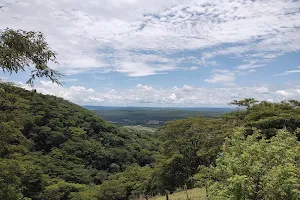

left=1, top=83, right=300, bottom=199
left=85, top=106, right=232, bottom=127
left=0, top=83, right=161, bottom=199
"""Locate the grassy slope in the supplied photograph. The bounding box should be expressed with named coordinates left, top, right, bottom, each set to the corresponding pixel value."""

left=152, top=188, right=206, bottom=200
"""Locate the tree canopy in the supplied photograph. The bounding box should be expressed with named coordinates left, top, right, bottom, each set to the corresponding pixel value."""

left=0, top=82, right=161, bottom=199
left=204, top=129, right=300, bottom=200
left=1, top=83, right=299, bottom=199
left=229, top=98, right=259, bottom=108
left=0, top=28, right=62, bottom=85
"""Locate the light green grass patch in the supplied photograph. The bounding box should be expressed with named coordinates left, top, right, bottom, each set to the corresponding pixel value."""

left=151, top=188, right=206, bottom=200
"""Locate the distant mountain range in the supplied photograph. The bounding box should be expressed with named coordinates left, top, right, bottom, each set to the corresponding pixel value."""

left=82, top=105, right=235, bottom=112
left=83, top=106, right=235, bottom=127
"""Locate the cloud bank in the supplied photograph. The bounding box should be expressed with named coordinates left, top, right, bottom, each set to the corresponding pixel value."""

left=1, top=0, right=299, bottom=76
left=16, top=81, right=300, bottom=107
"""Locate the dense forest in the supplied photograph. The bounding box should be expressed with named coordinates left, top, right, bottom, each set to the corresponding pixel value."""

left=1, top=82, right=299, bottom=199
left=0, top=82, right=161, bottom=199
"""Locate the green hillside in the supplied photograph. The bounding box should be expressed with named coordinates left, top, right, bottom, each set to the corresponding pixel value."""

left=0, top=82, right=161, bottom=199
left=1, top=83, right=299, bottom=200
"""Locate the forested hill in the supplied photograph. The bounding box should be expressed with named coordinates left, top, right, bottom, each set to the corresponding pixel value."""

left=1, top=82, right=300, bottom=200
left=0, top=82, right=161, bottom=199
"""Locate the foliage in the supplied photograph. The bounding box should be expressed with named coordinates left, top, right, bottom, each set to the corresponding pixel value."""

left=72, top=165, right=153, bottom=200
left=1, top=84, right=300, bottom=200
left=154, top=117, right=233, bottom=192
left=0, top=82, right=160, bottom=199
left=205, top=129, right=300, bottom=200
left=0, top=28, right=62, bottom=85
left=229, top=98, right=259, bottom=108
left=42, top=181, right=87, bottom=200
left=98, top=166, right=153, bottom=200
left=0, top=158, right=49, bottom=200
left=224, top=100, right=300, bottom=138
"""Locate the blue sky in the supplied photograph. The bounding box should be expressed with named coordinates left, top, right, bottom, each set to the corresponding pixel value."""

left=1, top=0, right=300, bottom=107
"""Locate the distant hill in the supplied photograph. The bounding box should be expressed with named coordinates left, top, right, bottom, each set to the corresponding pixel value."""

left=83, top=105, right=234, bottom=111
left=83, top=106, right=234, bottom=127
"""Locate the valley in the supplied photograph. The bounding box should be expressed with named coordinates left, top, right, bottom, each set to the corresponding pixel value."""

left=84, top=106, right=233, bottom=127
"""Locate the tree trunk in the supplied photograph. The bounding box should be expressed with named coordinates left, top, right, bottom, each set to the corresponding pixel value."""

left=184, top=184, right=190, bottom=200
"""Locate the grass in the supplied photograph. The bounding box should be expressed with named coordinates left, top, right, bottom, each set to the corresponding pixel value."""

left=123, top=125, right=157, bottom=132
left=151, top=188, right=206, bottom=200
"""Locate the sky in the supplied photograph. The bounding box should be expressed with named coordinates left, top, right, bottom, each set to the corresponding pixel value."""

left=1, top=0, right=300, bottom=107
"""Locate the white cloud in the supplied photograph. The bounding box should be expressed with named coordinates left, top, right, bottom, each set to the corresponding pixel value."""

left=205, top=73, right=235, bottom=83
left=0, top=77, right=8, bottom=81
left=1, top=0, right=299, bottom=76
left=189, top=66, right=199, bottom=71
left=16, top=81, right=300, bottom=106
left=208, top=61, right=219, bottom=66
left=19, top=81, right=95, bottom=102
left=256, top=87, right=269, bottom=94
left=204, top=67, right=260, bottom=85
left=63, top=78, right=79, bottom=82
left=236, top=63, right=265, bottom=70
left=273, top=67, right=300, bottom=76
left=275, top=90, right=295, bottom=98
left=136, top=84, right=154, bottom=91
left=205, top=69, right=235, bottom=84
left=183, top=66, right=199, bottom=71
left=92, top=75, right=111, bottom=81
left=115, top=62, right=176, bottom=76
